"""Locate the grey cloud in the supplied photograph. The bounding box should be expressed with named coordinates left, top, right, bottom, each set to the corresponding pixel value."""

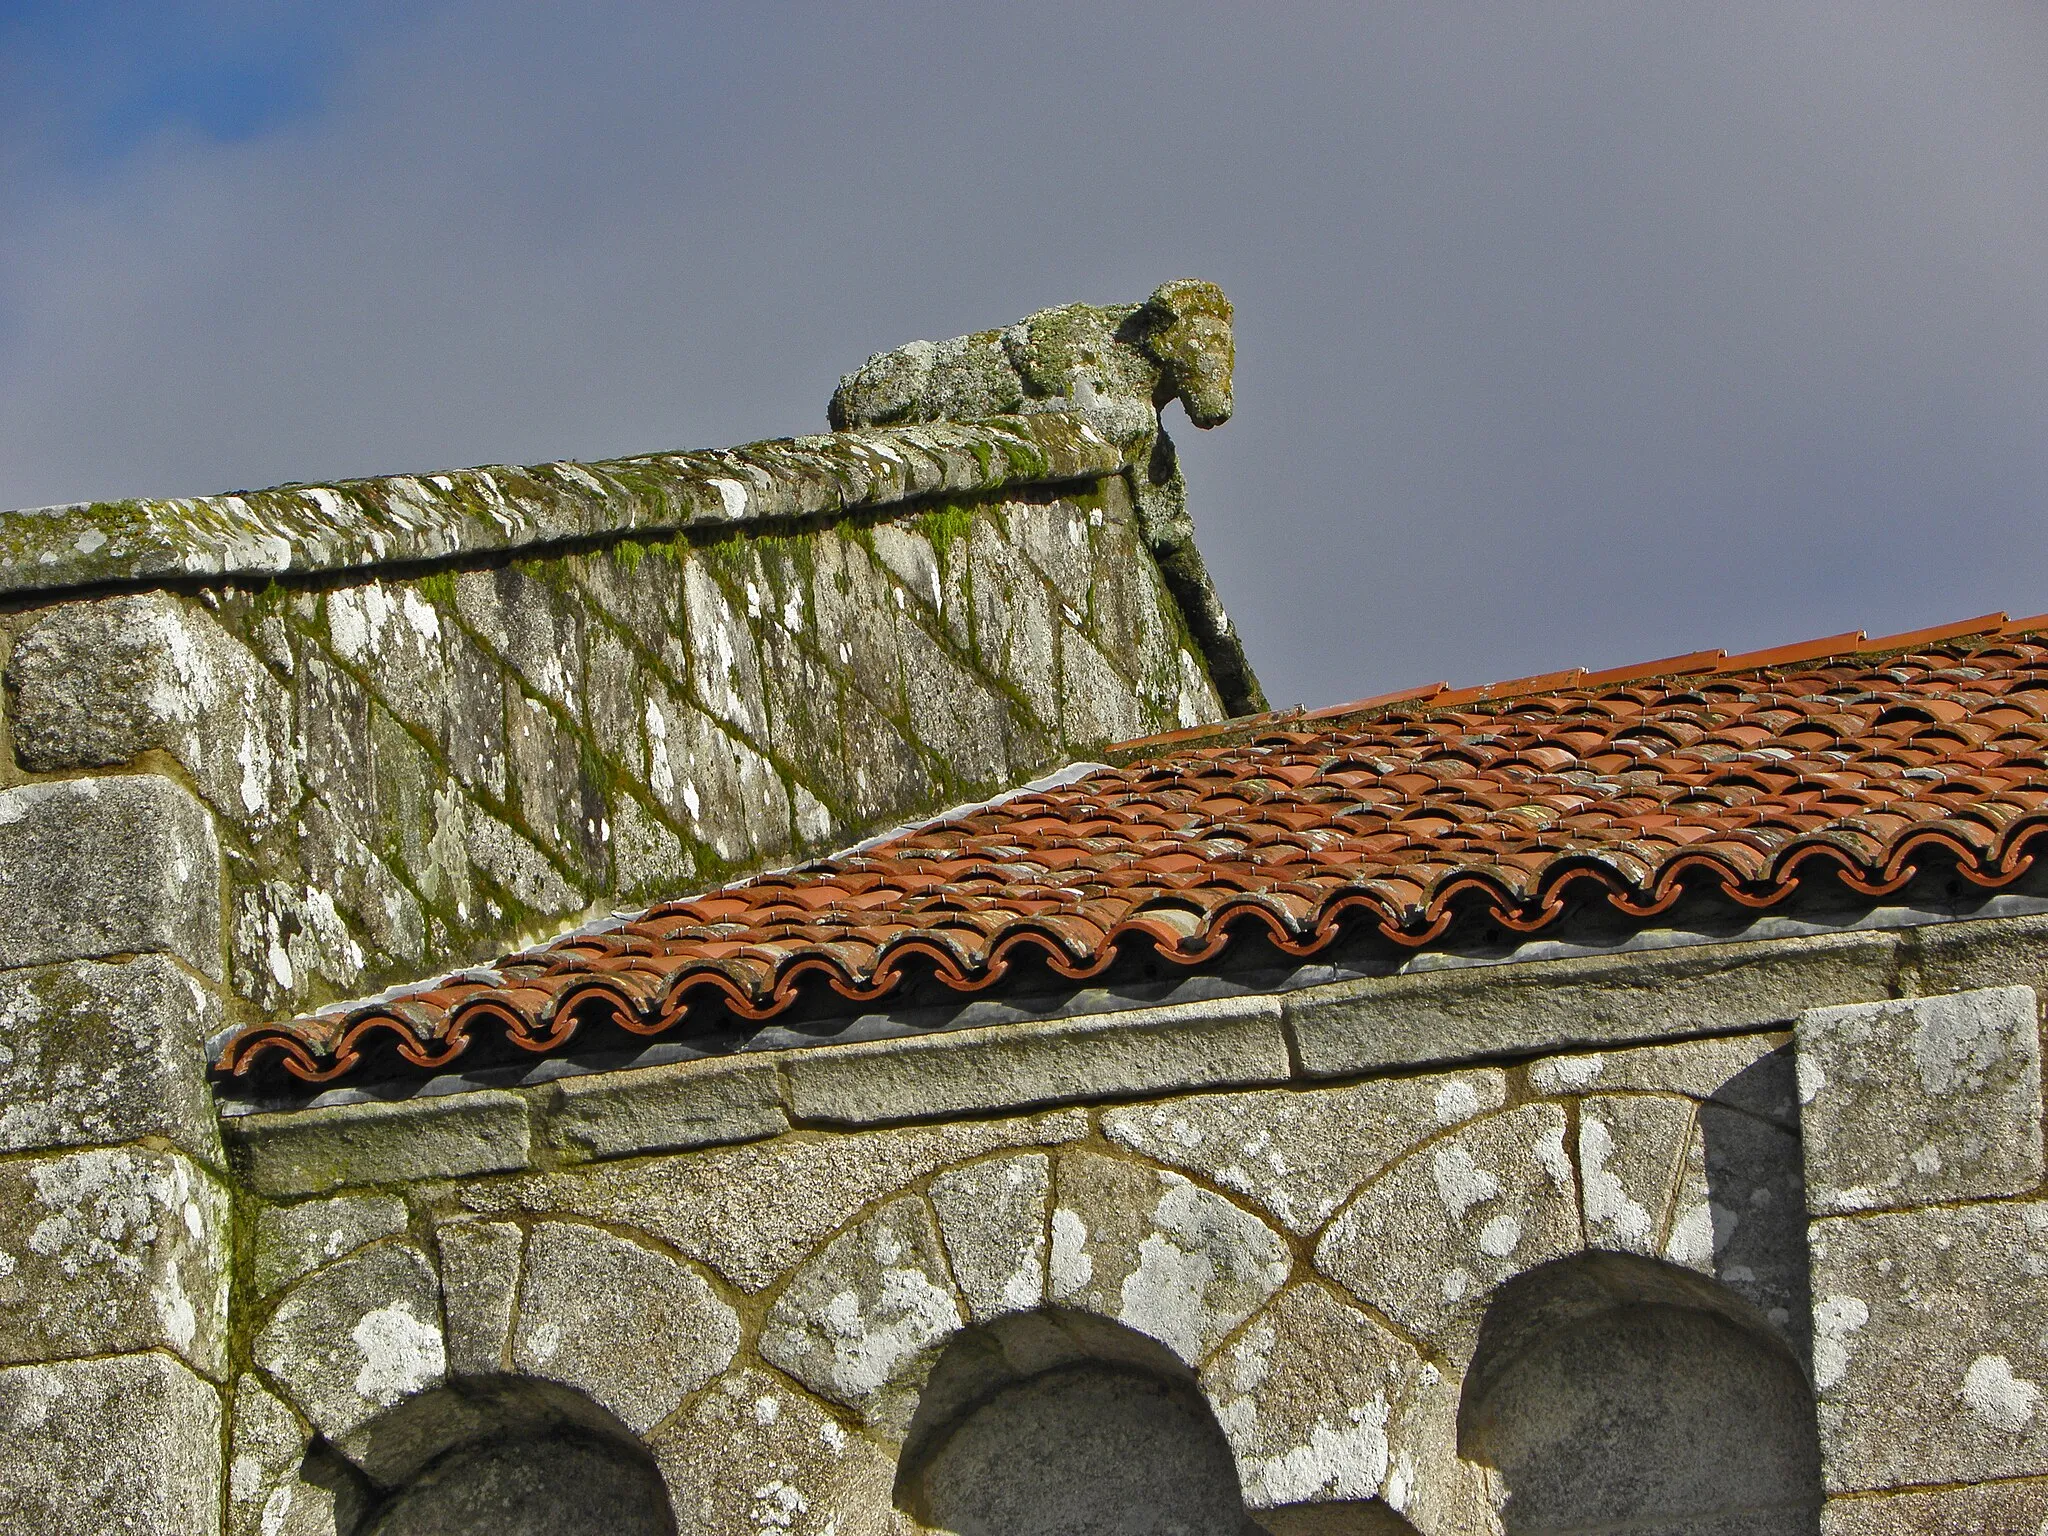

left=3, top=1, right=2047, bottom=708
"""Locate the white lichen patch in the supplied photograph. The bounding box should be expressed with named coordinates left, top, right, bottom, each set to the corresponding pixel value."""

left=350, top=1302, right=445, bottom=1407
left=0, top=1147, right=227, bottom=1371
left=759, top=1197, right=963, bottom=1412
left=1812, top=1293, right=1870, bottom=1393
left=1961, top=1354, right=2043, bottom=1432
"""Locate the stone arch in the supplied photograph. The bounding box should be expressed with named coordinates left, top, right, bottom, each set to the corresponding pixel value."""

left=1455, top=1252, right=1822, bottom=1535
left=893, top=1310, right=1421, bottom=1536
left=312, top=1375, right=676, bottom=1536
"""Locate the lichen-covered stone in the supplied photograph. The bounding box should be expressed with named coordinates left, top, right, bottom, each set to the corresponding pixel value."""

left=255, top=1241, right=447, bottom=1443
left=0, top=1353, right=222, bottom=1536
left=929, top=1154, right=1050, bottom=1322
left=1049, top=1151, right=1291, bottom=1365
left=0, top=1145, right=229, bottom=1374
left=1809, top=1202, right=2048, bottom=1491
left=255, top=1193, right=410, bottom=1295
left=784, top=995, right=1290, bottom=1127
left=1201, top=1283, right=1422, bottom=1510
left=1819, top=1479, right=2048, bottom=1533
left=511, top=1220, right=738, bottom=1432
left=229, top=1091, right=533, bottom=1197
left=649, top=1368, right=904, bottom=1536
left=760, top=1195, right=963, bottom=1419
left=0, top=775, right=222, bottom=975
left=1289, top=930, right=1900, bottom=1079
left=1527, top=1031, right=1799, bottom=1126
left=542, top=1053, right=788, bottom=1161
left=434, top=1219, right=524, bottom=1375
left=0, top=955, right=222, bottom=1159
left=1316, top=1105, right=1579, bottom=1353
left=0, top=414, right=1124, bottom=595
left=228, top=1374, right=357, bottom=1536
left=1102, top=1068, right=1507, bottom=1236
left=461, top=1109, right=1087, bottom=1292
left=1575, top=1093, right=1696, bottom=1256
left=1800, top=986, right=2044, bottom=1213
left=828, top=281, right=1233, bottom=447
left=8, top=590, right=299, bottom=830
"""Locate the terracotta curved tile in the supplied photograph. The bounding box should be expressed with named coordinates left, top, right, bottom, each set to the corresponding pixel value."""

left=215, top=625, right=2048, bottom=1089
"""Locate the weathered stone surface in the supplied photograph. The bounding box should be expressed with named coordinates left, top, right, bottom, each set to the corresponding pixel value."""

left=542, top=1054, right=787, bottom=1160
left=1528, top=1030, right=1799, bottom=1127
left=1800, top=986, right=2044, bottom=1213
left=435, top=1219, right=524, bottom=1376
left=0, top=1352, right=223, bottom=1536
left=0, top=774, right=222, bottom=975
left=1103, top=1068, right=1507, bottom=1236
left=1050, top=1151, right=1291, bottom=1364
left=360, top=1429, right=675, bottom=1536
left=1202, top=1283, right=1421, bottom=1510
left=255, top=1241, right=447, bottom=1443
left=1464, top=1296, right=1821, bottom=1533
left=1662, top=1104, right=1811, bottom=1348
left=1289, top=930, right=1899, bottom=1077
left=650, top=1367, right=904, bottom=1536
left=462, top=1109, right=1087, bottom=1291
left=0, top=1144, right=229, bottom=1373
left=0, top=411, right=1124, bottom=598
left=228, top=1374, right=358, bottom=1536
left=230, top=1091, right=533, bottom=1196
left=760, top=1195, right=963, bottom=1419
left=9, top=591, right=299, bottom=830
left=1820, top=1479, right=2048, bottom=1533
left=512, top=1220, right=738, bottom=1432
left=1810, top=1201, right=2048, bottom=1491
left=930, top=1153, right=1050, bottom=1322
left=0, top=954, right=223, bottom=1158
left=904, top=1364, right=1249, bottom=1536
left=256, top=1193, right=410, bottom=1295
left=1576, top=1093, right=1695, bottom=1256
left=1316, top=1105, right=1579, bottom=1353
left=1380, top=1359, right=1501, bottom=1536
left=784, top=995, right=1291, bottom=1126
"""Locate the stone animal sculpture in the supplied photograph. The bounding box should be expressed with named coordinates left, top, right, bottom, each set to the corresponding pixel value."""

left=829, top=280, right=1264, bottom=717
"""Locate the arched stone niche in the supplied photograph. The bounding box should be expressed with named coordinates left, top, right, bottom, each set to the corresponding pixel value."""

left=1456, top=1253, right=1822, bottom=1535
left=893, top=1311, right=1421, bottom=1536
left=317, top=1376, right=676, bottom=1536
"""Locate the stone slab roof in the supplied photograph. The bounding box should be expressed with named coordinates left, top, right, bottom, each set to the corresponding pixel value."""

left=0, top=412, right=1119, bottom=595
left=216, top=610, right=2048, bottom=1088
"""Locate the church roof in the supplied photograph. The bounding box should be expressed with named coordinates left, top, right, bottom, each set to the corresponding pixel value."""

left=216, top=611, right=2048, bottom=1088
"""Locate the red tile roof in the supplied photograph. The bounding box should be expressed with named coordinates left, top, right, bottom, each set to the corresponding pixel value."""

left=217, top=614, right=2048, bottom=1088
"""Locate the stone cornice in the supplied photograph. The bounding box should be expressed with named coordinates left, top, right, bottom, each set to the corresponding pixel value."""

left=0, top=411, right=1123, bottom=598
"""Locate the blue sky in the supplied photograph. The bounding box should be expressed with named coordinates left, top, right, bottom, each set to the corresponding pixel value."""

left=0, top=3, right=389, bottom=166
left=4, top=4, right=2048, bottom=710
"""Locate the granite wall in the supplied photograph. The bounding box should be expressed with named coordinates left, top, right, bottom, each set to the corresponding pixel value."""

left=0, top=405, right=1235, bottom=1536
left=185, top=914, right=2048, bottom=1536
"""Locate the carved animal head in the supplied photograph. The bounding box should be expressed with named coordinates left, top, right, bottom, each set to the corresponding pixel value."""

left=828, top=280, right=1235, bottom=445
left=1136, top=279, right=1234, bottom=430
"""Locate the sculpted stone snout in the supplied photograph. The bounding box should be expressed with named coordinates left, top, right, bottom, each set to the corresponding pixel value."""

left=828, top=278, right=1235, bottom=446
left=1142, top=277, right=1234, bottom=429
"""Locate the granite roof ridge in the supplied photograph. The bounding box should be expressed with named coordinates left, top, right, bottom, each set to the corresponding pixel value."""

left=0, top=411, right=1124, bottom=599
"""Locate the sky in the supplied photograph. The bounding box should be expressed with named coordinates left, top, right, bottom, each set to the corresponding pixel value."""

left=4, top=3, right=2048, bottom=711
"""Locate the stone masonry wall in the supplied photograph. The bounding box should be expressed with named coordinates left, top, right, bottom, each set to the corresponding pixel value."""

left=2, top=469, right=1217, bottom=1026
left=0, top=415, right=1229, bottom=1536
left=204, top=911, right=2048, bottom=1536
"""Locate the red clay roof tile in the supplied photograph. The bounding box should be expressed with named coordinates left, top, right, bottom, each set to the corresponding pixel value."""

left=216, top=620, right=2048, bottom=1088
